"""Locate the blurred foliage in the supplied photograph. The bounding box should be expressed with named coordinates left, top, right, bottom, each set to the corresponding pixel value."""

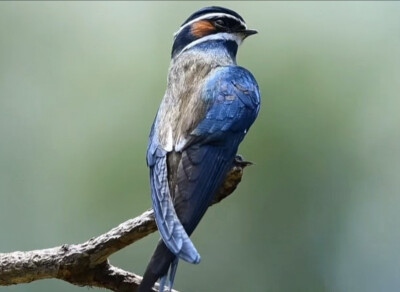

left=1, top=2, right=400, bottom=292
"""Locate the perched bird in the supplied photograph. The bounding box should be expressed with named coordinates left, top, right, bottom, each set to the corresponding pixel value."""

left=139, top=6, right=260, bottom=292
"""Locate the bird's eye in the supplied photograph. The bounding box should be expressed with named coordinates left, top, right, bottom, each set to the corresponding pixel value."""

left=214, top=19, right=226, bottom=27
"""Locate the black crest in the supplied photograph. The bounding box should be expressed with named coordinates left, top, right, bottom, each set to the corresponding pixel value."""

left=181, top=6, right=245, bottom=26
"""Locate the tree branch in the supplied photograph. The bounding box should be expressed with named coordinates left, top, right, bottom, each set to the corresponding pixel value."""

left=0, top=155, right=252, bottom=292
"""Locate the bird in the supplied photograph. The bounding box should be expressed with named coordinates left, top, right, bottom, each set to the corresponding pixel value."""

left=138, top=6, right=260, bottom=292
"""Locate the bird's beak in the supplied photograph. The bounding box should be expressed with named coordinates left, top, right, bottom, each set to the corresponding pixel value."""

left=240, top=29, right=258, bottom=38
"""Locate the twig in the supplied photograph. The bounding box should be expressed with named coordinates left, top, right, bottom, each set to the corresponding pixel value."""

left=0, top=155, right=252, bottom=292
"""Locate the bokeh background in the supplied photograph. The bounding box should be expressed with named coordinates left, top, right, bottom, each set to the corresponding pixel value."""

left=1, top=2, right=400, bottom=292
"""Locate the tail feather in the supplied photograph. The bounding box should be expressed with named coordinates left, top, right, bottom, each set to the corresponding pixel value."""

left=138, top=240, right=177, bottom=292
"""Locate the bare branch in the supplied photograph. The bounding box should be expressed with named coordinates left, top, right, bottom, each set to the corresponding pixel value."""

left=0, top=210, right=158, bottom=291
left=0, top=155, right=251, bottom=291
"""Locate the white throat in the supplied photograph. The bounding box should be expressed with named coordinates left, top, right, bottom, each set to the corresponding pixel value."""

left=176, top=32, right=243, bottom=59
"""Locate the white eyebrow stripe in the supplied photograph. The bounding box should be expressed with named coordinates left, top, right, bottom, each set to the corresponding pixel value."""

left=173, top=13, right=247, bottom=39
left=175, top=32, right=243, bottom=59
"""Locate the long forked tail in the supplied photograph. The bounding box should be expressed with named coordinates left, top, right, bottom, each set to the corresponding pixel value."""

left=138, top=240, right=178, bottom=292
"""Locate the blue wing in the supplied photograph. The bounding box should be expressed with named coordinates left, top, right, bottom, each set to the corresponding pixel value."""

left=147, top=125, right=200, bottom=264
left=147, top=147, right=201, bottom=264
left=171, top=66, right=260, bottom=234
left=146, top=65, right=260, bottom=266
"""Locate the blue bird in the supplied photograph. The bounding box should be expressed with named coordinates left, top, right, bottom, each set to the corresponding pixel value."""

left=138, top=6, right=260, bottom=292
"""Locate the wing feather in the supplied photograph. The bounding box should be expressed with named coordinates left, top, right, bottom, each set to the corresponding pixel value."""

left=148, top=146, right=200, bottom=263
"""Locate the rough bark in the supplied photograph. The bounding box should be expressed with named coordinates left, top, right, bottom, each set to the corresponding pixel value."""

left=0, top=155, right=251, bottom=292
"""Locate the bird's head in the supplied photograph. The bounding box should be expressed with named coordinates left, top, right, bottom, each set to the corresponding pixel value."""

left=171, top=6, right=257, bottom=59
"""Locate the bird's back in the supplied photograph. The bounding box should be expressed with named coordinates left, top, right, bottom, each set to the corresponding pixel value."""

left=141, top=64, right=260, bottom=292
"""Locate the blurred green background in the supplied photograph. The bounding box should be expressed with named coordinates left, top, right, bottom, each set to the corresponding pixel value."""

left=1, top=2, right=400, bottom=292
